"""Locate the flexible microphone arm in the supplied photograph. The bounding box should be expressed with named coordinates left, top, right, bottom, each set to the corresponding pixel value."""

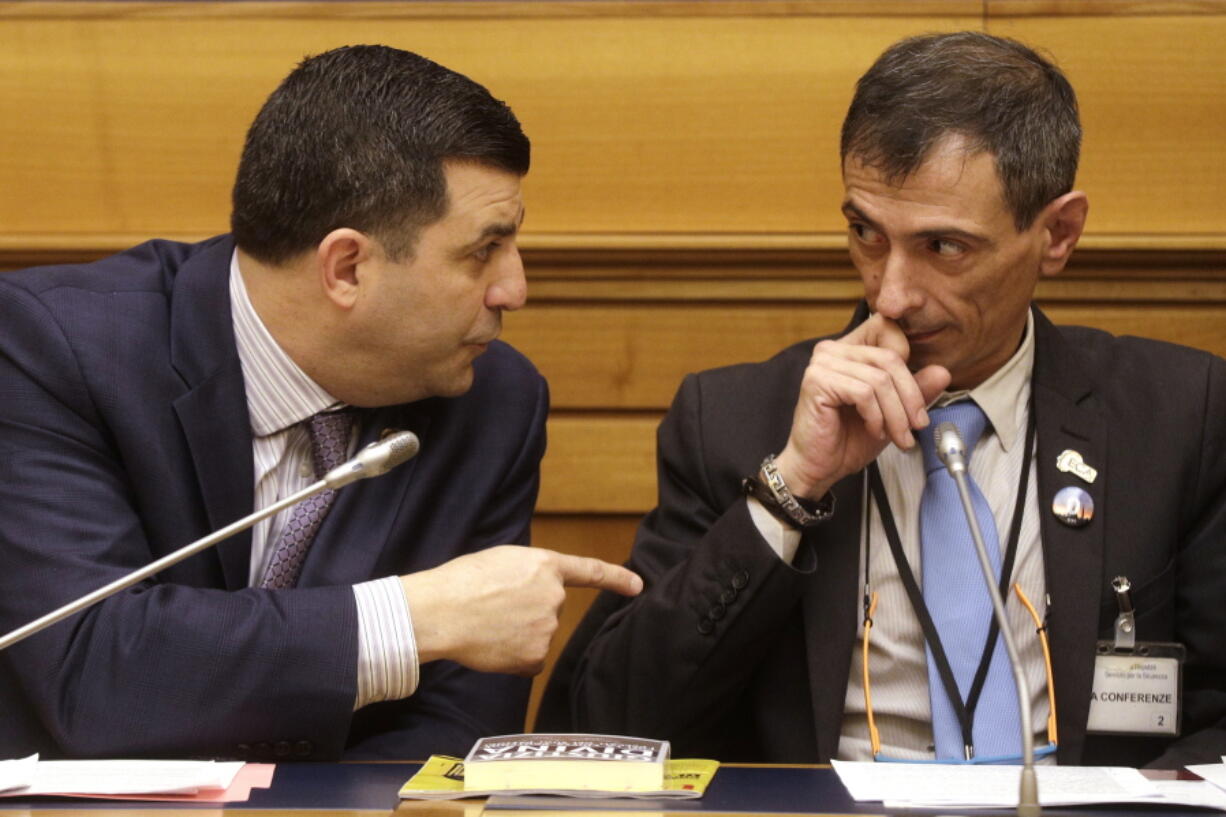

left=936, top=422, right=1040, bottom=817
left=0, top=431, right=420, bottom=653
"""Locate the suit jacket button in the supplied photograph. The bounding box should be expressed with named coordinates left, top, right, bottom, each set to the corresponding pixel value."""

left=697, top=617, right=714, bottom=635
left=731, top=570, right=749, bottom=589
left=236, top=743, right=251, bottom=759
left=709, top=603, right=726, bottom=620
left=720, top=589, right=737, bottom=604
left=255, top=741, right=273, bottom=758
left=294, top=740, right=314, bottom=758
left=274, top=741, right=292, bottom=757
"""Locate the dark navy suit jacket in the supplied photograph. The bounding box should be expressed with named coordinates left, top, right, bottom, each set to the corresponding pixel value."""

left=541, top=305, right=1226, bottom=769
left=0, top=236, right=546, bottom=760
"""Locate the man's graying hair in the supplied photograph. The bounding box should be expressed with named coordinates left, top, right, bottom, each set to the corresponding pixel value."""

left=841, top=32, right=1080, bottom=230
left=232, top=45, right=530, bottom=265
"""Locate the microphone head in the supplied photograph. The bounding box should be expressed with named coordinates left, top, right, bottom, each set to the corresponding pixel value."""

left=935, top=421, right=967, bottom=473
left=323, top=430, right=421, bottom=488
left=371, top=430, right=421, bottom=474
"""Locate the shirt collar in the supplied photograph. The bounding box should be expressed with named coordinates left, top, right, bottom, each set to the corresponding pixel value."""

left=931, top=309, right=1034, bottom=452
left=230, top=250, right=343, bottom=437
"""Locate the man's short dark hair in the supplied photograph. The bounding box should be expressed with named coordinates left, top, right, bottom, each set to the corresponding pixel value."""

left=231, top=45, right=530, bottom=265
left=841, top=31, right=1080, bottom=230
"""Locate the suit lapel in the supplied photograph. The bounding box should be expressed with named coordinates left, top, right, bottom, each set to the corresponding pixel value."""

left=298, top=403, right=433, bottom=585
left=801, top=300, right=872, bottom=760
left=169, top=238, right=257, bottom=590
left=1031, top=307, right=1106, bottom=764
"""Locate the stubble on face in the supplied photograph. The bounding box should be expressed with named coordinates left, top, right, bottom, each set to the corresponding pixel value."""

left=347, top=162, right=526, bottom=406
left=842, top=138, right=1044, bottom=390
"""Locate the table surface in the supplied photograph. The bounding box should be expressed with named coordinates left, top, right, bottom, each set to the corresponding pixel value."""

left=0, top=762, right=1203, bottom=817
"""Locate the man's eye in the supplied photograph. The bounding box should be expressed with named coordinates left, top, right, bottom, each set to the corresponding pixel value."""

left=474, top=242, right=501, bottom=262
left=850, top=223, right=883, bottom=244
left=930, top=238, right=964, bottom=257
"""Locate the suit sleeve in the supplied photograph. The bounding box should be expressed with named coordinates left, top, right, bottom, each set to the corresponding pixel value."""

left=558, top=371, right=818, bottom=751
left=345, top=364, right=548, bottom=759
left=0, top=279, right=361, bottom=759
left=1148, top=353, right=1226, bottom=767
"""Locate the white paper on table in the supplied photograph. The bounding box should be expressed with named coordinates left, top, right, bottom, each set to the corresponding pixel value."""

left=832, top=760, right=1159, bottom=808
left=1150, top=780, right=1226, bottom=810
left=0, top=755, right=38, bottom=794
left=1190, top=762, right=1226, bottom=793
left=2, top=760, right=244, bottom=796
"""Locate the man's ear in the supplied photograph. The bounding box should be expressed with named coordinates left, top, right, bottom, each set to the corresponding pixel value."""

left=1038, top=191, right=1088, bottom=277
left=316, top=228, right=375, bottom=309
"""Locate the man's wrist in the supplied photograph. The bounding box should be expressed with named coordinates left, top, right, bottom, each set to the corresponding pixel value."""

left=773, top=449, right=833, bottom=500
left=398, top=572, right=450, bottom=665
left=742, top=454, right=835, bottom=529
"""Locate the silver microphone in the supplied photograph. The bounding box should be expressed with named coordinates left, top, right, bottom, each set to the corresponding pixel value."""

left=324, top=430, right=420, bottom=488
left=935, top=421, right=968, bottom=475
left=0, top=430, right=422, bottom=652
left=938, top=420, right=1039, bottom=817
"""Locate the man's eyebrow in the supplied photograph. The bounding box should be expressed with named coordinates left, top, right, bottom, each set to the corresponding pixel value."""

left=479, top=222, right=517, bottom=240
left=842, top=200, right=991, bottom=247
left=914, top=226, right=992, bottom=247
left=841, top=201, right=880, bottom=231
left=470, top=207, right=526, bottom=245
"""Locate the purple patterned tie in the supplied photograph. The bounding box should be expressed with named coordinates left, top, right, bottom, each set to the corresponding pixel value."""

left=260, top=411, right=353, bottom=589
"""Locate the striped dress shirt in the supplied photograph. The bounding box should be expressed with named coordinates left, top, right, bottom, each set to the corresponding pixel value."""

left=229, top=252, right=418, bottom=709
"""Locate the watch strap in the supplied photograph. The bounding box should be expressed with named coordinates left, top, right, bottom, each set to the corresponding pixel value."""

left=742, top=454, right=835, bottom=529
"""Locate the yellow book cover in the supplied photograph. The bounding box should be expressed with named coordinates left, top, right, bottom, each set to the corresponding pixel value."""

left=399, top=753, right=719, bottom=800
left=466, top=733, right=665, bottom=793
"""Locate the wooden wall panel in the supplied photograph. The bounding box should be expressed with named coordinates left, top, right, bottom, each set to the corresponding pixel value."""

left=5, top=2, right=1225, bottom=247
left=541, top=415, right=662, bottom=514
left=0, top=3, right=976, bottom=244
left=502, top=302, right=857, bottom=410
left=986, top=13, right=1226, bottom=237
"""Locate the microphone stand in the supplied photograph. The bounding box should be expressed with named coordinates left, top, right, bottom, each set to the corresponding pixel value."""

left=0, top=482, right=329, bottom=652
left=937, top=422, right=1040, bottom=817
left=0, top=431, right=419, bottom=653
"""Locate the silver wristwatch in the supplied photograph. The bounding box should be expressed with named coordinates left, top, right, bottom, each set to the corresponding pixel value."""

left=742, top=454, right=835, bottom=529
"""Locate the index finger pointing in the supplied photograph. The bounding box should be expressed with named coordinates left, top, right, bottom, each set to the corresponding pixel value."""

left=554, top=554, right=643, bottom=597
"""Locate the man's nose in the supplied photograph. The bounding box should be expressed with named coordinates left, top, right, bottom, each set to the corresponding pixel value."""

left=872, top=250, right=922, bottom=319
left=487, top=244, right=527, bottom=312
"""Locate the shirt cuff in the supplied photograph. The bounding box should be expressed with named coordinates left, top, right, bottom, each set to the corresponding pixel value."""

left=352, top=576, right=419, bottom=710
left=746, top=495, right=802, bottom=564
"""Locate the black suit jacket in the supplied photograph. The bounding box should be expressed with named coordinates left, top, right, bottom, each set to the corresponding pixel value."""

left=0, top=236, right=547, bottom=760
left=540, top=305, right=1226, bottom=769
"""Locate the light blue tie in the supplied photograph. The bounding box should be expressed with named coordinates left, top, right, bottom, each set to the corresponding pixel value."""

left=919, top=401, right=1021, bottom=761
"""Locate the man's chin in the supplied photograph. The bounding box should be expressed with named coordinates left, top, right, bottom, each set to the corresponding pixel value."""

left=432, top=366, right=477, bottom=399
left=906, top=350, right=942, bottom=373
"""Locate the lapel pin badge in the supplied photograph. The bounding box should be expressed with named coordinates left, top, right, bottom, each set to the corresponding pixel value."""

left=1056, top=449, right=1098, bottom=484
left=1052, top=485, right=1094, bottom=527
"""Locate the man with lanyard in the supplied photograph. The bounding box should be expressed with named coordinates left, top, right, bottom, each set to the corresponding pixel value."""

left=541, top=31, right=1226, bottom=768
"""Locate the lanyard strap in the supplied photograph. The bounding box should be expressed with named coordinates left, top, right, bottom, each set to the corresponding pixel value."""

left=864, top=402, right=1037, bottom=754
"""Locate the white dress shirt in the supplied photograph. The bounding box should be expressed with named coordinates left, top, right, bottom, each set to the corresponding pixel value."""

left=230, top=252, right=418, bottom=709
left=750, top=311, right=1051, bottom=761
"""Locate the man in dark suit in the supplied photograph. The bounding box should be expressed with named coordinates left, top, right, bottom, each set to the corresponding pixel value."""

left=0, top=45, right=640, bottom=761
left=540, top=32, right=1226, bottom=768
